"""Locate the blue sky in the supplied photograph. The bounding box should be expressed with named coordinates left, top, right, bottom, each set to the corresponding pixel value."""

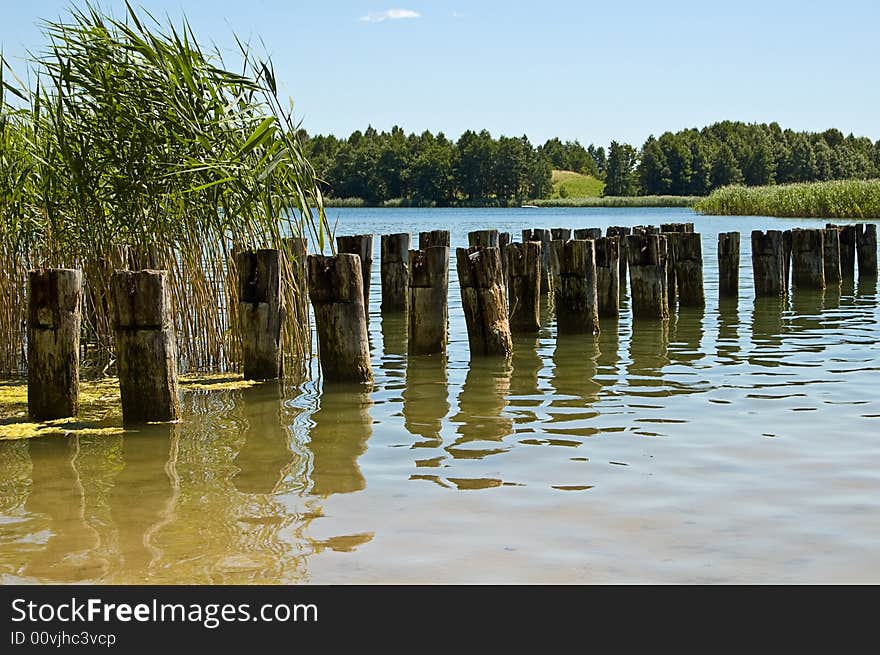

left=2, top=1, right=878, bottom=147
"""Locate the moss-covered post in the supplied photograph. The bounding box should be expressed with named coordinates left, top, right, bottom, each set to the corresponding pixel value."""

left=790, top=228, right=826, bottom=290
left=556, top=239, right=600, bottom=334
left=380, top=233, right=411, bottom=312
left=856, top=224, right=878, bottom=277
left=822, top=227, right=842, bottom=285
left=408, top=245, right=449, bottom=355
left=626, top=234, right=669, bottom=320
left=457, top=246, right=512, bottom=357
left=336, top=234, right=374, bottom=316
left=594, top=236, right=620, bottom=318
left=751, top=230, right=786, bottom=297
left=111, top=270, right=180, bottom=424
left=307, top=254, right=373, bottom=384
left=523, top=228, right=552, bottom=293
left=27, top=269, right=82, bottom=420
left=237, top=249, right=283, bottom=380
left=506, top=241, right=541, bottom=332
left=718, top=232, right=740, bottom=298
left=672, top=232, right=705, bottom=307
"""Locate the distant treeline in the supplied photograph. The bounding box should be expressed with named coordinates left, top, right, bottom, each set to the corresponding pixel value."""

left=299, top=122, right=880, bottom=205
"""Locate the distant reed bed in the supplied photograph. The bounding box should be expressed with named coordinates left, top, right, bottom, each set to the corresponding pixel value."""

left=533, top=196, right=700, bottom=208
left=696, top=180, right=880, bottom=218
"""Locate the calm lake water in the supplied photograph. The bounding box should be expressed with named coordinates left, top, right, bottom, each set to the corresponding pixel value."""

left=2, top=207, right=879, bottom=583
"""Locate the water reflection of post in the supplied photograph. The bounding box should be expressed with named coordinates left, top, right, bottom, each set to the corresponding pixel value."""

left=596, top=318, right=621, bottom=390
left=509, top=336, right=542, bottom=427
left=716, top=298, right=741, bottom=362
left=233, top=383, right=294, bottom=495
left=626, top=319, right=670, bottom=396
left=403, top=355, right=449, bottom=444
left=22, top=437, right=102, bottom=582
left=449, top=358, right=513, bottom=459
left=669, top=306, right=706, bottom=368
left=308, top=386, right=373, bottom=496
left=550, top=334, right=601, bottom=434
left=750, top=296, right=786, bottom=367
left=380, top=311, right=408, bottom=395
left=857, top=276, right=877, bottom=302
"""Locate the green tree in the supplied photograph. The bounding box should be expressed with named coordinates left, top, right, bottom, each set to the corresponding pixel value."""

left=604, top=141, right=639, bottom=196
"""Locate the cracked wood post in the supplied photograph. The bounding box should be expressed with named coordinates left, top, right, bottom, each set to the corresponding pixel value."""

left=828, top=224, right=856, bottom=279
left=661, top=224, right=691, bottom=309
left=408, top=245, right=449, bottom=355
left=671, top=232, right=705, bottom=307
left=718, top=232, right=740, bottom=298
left=237, top=249, right=283, bottom=380
left=782, top=230, right=793, bottom=291
left=336, top=234, right=374, bottom=318
left=822, top=227, right=842, bottom=285
left=284, top=237, right=309, bottom=336
left=468, top=229, right=499, bottom=248
left=607, top=226, right=632, bottom=297
left=556, top=239, right=600, bottom=334
left=499, top=232, right=511, bottom=287
left=626, top=234, right=669, bottom=320
left=457, top=246, right=512, bottom=357
left=381, top=233, right=411, bottom=312
left=111, top=270, right=180, bottom=424
left=307, top=254, right=373, bottom=384
left=791, top=228, right=826, bottom=290
left=549, top=239, right=565, bottom=305
left=751, top=230, right=786, bottom=297
left=856, top=224, right=878, bottom=277
left=633, top=225, right=659, bottom=235
left=27, top=269, right=82, bottom=420
left=418, top=230, right=450, bottom=250
left=661, top=222, right=694, bottom=233
left=506, top=241, right=541, bottom=333
left=523, top=228, right=552, bottom=293
left=551, top=228, right=571, bottom=242
left=595, top=236, right=620, bottom=318
left=574, top=228, right=601, bottom=240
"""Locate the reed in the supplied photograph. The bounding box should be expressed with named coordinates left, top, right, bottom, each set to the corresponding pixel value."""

left=0, top=2, right=330, bottom=378
left=532, top=196, right=700, bottom=208
left=696, top=180, right=880, bottom=218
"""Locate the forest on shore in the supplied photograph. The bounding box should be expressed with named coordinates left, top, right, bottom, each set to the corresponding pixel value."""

left=300, top=122, right=880, bottom=206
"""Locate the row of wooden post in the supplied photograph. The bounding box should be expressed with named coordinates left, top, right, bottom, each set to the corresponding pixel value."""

left=23, top=221, right=878, bottom=425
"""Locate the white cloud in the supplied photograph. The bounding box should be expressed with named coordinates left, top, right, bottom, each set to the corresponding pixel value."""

left=360, top=9, right=421, bottom=23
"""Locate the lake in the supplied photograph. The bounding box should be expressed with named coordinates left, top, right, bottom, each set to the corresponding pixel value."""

left=2, top=206, right=879, bottom=583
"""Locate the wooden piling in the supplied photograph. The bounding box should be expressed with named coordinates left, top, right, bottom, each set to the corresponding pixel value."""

left=633, top=225, right=659, bottom=235
left=782, top=230, right=793, bottom=291
left=506, top=241, right=541, bottom=332
left=523, top=229, right=552, bottom=293
left=336, top=234, right=374, bottom=315
left=671, top=233, right=705, bottom=307
left=551, top=228, right=572, bottom=241
left=111, top=270, right=181, bottom=423
left=380, top=233, right=411, bottom=312
left=549, top=239, right=566, bottom=302
left=284, top=237, right=309, bottom=331
left=661, top=222, right=694, bottom=233
left=856, top=224, right=878, bottom=277
left=607, top=226, right=632, bottom=295
left=468, top=229, right=499, bottom=248
left=499, top=232, right=511, bottom=285
left=822, top=227, right=842, bottom=285
left=418, top=230, right=450, bottom=249
left=790, top=228, right=826, bottom=290
left=457, top=247, right=512, bottom=357
left=408, top=245, right=450, bottom=355
left=237, top=249, right=283, bottom=380
left=27, top=269, right=82, bottom=420
left=717, top=232, right=740, bottom=298
left=625, top=234, right=669, bottom=320
left=594, top=236, right=620, bottom=318
left=574, top=228, right=601, bottom=240
left=307, top=254, right=373, bottom=384
left=751, top=230, right=786, bottom=297
left=828, top=224, right=856, bottom=279
left=556, top=239, right=600, bottom=334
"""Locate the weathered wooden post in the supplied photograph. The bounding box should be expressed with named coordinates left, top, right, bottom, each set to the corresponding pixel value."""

left=237, top=249, right=283, bottom=380
left=574, top=228, right=601, bottom=240
left=506, top=241, right=541, bottom=332
left=284, top=237, right=309, bottom=329
left=380, top=233, right=411, bottom=312
left=626, top=234, right=669, bottom=319
left=671, top=232, right=705, bottom=307
left=828, top=224, right=856, bottom=279
left=594, top=236, right=620, bottom=319
left=549, top=239, right=566, bottom=303
left=751, top=230, right=786, bottom=297
left=551, top=228, right=571, bottom=242
left=307, top=254, right=373, bottom=384
left=856, top=224, right=878, bottom=277
left=336, top=234, right=374, bottom=315
left=633, top=225, right=659, bottom=235
left=790, top=228, right=826, bottom=290
left=556, top=239, right=600, bottom=334
left=607, top=226, right=632, bottom=296
left=660, top=224, right=692, bottom=308
left=27, top=269, right=82, bottom=420
left=718, top=232, right=740, bottom=298
left=499, top=232, right=511, bottom=286
left=468, top=229, right=499, bottom=248
left=523, top=229, right=552, bottom=293
left=782, top=230, right=793, bottom=290
left=661, top=222, right=694, bottom=233
left=111, top=270, right=180, bottom=423
left=457, top=247, right=512, bottom=357
left=419, top=230, right=450, bottom=249
left=822, top=227, right=842, bottom=285
left=408, top=245, right=449, bottom=355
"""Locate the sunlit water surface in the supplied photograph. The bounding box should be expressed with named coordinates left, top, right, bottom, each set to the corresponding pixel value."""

left=2, top=207, right=879, bottom=583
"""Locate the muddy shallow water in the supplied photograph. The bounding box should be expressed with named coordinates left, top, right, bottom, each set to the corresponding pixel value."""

left=1, top=207, right=879, bottom=583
